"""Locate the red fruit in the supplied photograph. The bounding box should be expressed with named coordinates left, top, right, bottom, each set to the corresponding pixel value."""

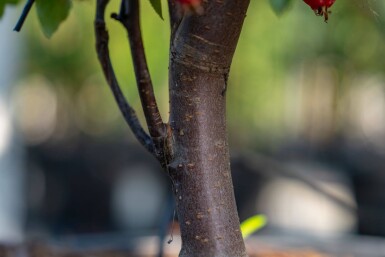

left=303, top=0, right=336, bottom=22
left=175, top=0, right=203, bottom=15
left=177, top=0, right=199, bottom=3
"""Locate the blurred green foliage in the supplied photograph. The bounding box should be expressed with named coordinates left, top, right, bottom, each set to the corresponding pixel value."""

left=6, top=0, right=385, bottom=148
left=0, top=0, right=20, bottom=18
left=35, top=0, right=72, bottom=38
left=269, top=0, right=294, bottom=14
left=229, top=0, right=385, bottom=148
left=149, top=0, right=164, bottom=19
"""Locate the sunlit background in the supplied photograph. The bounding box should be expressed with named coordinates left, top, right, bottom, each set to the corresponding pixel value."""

left=0, top=0, right=385, bottom=255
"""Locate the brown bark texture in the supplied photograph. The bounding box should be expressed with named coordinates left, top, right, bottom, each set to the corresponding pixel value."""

left=167, top=1, right=250, bottom=256
left=95, top=0, right=250, bottom=256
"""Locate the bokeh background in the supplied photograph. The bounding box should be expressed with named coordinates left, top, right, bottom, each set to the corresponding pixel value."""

left=1, top=0, right=385, bottom=255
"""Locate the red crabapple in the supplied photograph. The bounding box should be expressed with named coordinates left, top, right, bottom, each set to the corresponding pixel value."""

left=303, top=0, right=336, bottom=22
left=175, top=0, right=203, bottom=15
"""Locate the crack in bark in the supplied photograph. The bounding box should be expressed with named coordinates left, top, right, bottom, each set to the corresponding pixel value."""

left=171, top=51, right=231, bottom=74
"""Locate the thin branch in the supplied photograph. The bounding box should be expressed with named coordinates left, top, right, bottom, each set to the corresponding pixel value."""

left=13, top=0, right=35, bottom=32
left=111, top=0, right=166, bottom=139
left=95, top=0, right=154, bottom=154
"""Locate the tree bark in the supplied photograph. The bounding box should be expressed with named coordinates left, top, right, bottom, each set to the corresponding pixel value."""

left=167, top=1, right=250, bottom=256
left=95, top=0, right=250, bottom=255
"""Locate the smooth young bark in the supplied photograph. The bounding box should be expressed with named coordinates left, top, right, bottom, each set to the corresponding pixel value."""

left=167, top=1, right=250, bottom=256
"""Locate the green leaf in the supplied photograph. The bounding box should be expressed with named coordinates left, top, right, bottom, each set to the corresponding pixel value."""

left=149, top=0, right=163, bottom=20
left=240, top=214, right=267, bottom=239
left=35, top=0, right=72, bottom=38
left=0, top=5, right=4, bottom=18
left=0, top=0, right=21, bottom=19
left=269, top=0, right=293, bottom=15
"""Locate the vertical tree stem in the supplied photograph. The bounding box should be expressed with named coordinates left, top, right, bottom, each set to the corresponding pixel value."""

left=168, top=0, right=250, bottom=256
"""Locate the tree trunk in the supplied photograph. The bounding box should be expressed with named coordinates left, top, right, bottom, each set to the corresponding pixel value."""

left=168, top=1, right=250, bottom=256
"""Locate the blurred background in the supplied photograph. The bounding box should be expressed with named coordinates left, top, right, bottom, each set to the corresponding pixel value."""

left=0, top=0, right=385, bottom=255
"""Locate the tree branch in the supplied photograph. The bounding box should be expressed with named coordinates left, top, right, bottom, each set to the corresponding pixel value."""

left=13, top=0, right=35, bottom=32
left=167, top=0, right=181, bottom=36
left=111, top=0, right=166, bottom=140
left=95, top=0, right=154, bottom=154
